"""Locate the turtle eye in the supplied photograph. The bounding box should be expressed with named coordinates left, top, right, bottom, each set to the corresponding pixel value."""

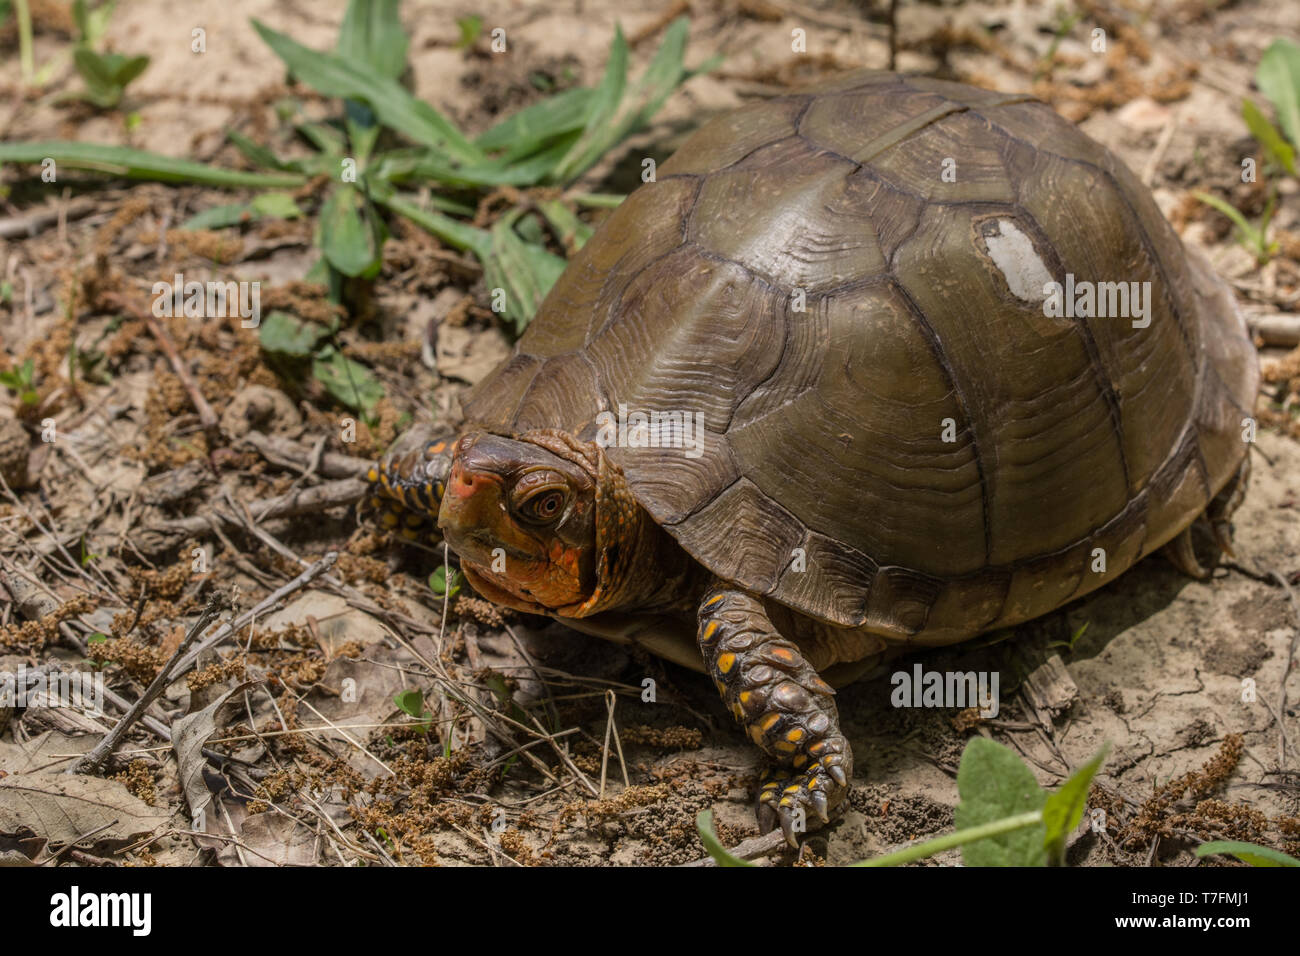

left=518, top=488, right=567, bottom=524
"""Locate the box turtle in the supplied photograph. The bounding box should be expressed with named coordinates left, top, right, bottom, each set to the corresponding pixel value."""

left=367, top=70, right=1259, bottom=844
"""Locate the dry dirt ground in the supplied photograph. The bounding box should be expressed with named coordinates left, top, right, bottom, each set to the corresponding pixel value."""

left=0, top=0, right=1299, bottom=867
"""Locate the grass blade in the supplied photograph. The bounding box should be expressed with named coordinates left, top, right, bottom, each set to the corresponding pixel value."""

left=252, top=19, right=481, bottom=164
left=695, top=811, right=753, bottom=867
left=0, top=141, right=306, bottom=187
left=376, top=192, right=492, bottom=259
left=337, top=0, right=408, bottom=81
left=1257, top=38, right=1300, bottom=150
left=549, top=26, right=629, bottom=184
left=474, top=87, right=595, bottom=153
left=1196, top=840, right=1300, bottom=867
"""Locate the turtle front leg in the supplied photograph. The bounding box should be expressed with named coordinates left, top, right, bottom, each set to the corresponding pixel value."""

left=363, top=425, right=459, bottom=540
left=697, top=583, right=852, bottom=846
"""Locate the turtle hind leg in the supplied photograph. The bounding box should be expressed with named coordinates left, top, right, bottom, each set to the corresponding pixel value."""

left=1161, top=454, right=1252, bottom=580
left=1207, top=452, right=1251, bottom=557
left=697, top=582, right=852, bottom=847
left=361, top=425, right=458, bottom=542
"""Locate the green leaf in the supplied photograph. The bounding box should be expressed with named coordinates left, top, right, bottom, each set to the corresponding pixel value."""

left=0, top=141, right=306, bottom=188
left=226, top=129, right=297, bottom=172
left=181, top=203, right=253, bottom=230
left=1042, top=744, right=1109, bottom=864
left=376, top=192, right=492, bottom=259
left=393, top=688, right=425, bottom=719
left=1196, top=840, right=1300, bottom=867
left=953, top=737, right=1048, bottom=866
left=696, top=810, right=753, bottom=867
left=312, top=345, right=384, bottom=414
left=538, top=198, right=594, bottom=252
left=1242, top=98, right=1297, bottom=175
left=1193, top=191, right=1256, bottom=237
left=250, top=191, right=303, bottom=220
left=71, top=0, right=90, bottom=40
left=475, top=87, right=595, bottom=152
left=482, top=212, right=568, bottom=332
left=429, top=565, right=463, bottom=599
left=73, top=47, right=116, bottom=96
left=1257, top=39, right=1300, bottom=150
left=337, top=0, right=408, bottom=81
left=258, top=310, right=327, bottom=358
left=297, top=121, right=347, bottom=157
left=549, top=26, right=629, bottom=184
left=548, top=18, right=705, bottom=185
left=252, top=19, right=481, bottom=164
left=455, top=15, right=483, bottom=51
left=111, top=54, right=149, bottom=87
left=316, top=185, right=385, bottom=278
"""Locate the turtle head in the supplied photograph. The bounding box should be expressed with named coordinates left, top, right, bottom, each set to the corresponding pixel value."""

left=439, top=429, right=633, bottom=617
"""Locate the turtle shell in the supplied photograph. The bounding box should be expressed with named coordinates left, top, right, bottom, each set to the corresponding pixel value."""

left=465, top=70, right=1259, bottom=646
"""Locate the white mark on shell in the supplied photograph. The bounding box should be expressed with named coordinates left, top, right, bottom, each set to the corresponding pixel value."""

left=978, top=219, right=1053, bottom=303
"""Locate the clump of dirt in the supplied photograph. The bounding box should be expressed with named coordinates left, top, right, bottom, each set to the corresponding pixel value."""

left=849, top=785, right=954, bottom=847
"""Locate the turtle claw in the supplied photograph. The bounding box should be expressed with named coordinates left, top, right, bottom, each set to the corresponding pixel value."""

left=757, top=758, right=848, bottom=846
left=810, top=788, right=830, bottom=824
left=828, top=762, right=848, bottom=788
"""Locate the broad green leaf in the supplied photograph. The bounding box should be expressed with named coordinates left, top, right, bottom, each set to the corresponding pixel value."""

left=312, top=345, right=384, bottom=413
left=182, top=203, right=253, bottom=230
left=0, top=142, right=305, bottom=188
left=429, top=565, right=462, bottom=599
left=1257, top=39, right=1300, bottom=150
left=1042, top=744, right=1109, bottom=864
left=258, top=310, right=327, bottom=357
left=393, top=689, right=425, bottom=719
left=316, top=185, right=385, bottom=278
left=337, top=0, right=408, bottom=81
left=954, top=737, right=1047, bottom=866
left=250, top=191, right=303, bottom=220
left=252, top=19, right=481, bottom=164
left=696, top=810, right=753, bottom=867
left=111, top=54, right=149, bottom=87
left=1196, top=840, right=1300, bottom=867
left=73, top=47, right=116, bottom=95
left=1242, top=98, right=1297, bottom=175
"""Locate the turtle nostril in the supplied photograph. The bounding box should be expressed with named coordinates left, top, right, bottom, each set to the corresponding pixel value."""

left=461, top=472, right=474, bottom=487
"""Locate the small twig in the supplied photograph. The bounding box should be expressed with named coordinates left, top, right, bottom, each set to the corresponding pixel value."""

left=168, top=552, right=338, bottom=679
left=69, top=593, right=231, bottom=775
left=0, top=197, right=98, bottom=239
left=1141, top=108, right=1179, bottom=186
left=145, top=478, right=368, bottom=539
left=683, top=828, right=788, bottom=867
left=598, top=689, right=629, bottom=799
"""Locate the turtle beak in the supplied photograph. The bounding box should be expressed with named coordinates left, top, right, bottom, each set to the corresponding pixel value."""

left=438, top=434, right=551, bottom=568
left=438, top=436, right=508, bottom=567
